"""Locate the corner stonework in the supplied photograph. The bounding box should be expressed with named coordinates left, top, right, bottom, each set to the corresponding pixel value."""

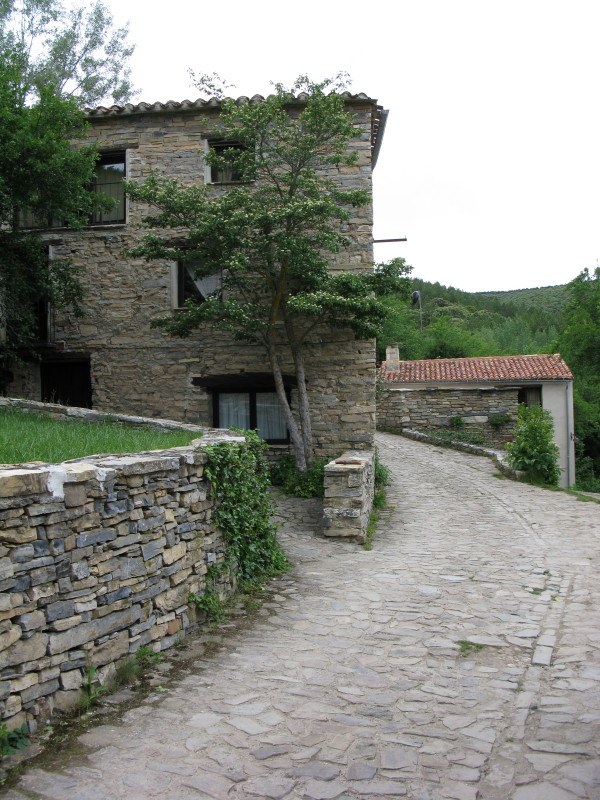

left=322, top=451, right=375, bottom=543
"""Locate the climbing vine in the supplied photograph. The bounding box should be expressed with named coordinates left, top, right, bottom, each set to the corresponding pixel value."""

left=203, top=431, right=290, bottom=590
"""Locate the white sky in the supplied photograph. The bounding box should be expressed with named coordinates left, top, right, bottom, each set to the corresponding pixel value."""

left=104, top=0, right=600, bottom=292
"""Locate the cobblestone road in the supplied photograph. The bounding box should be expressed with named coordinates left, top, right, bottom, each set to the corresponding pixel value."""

left=4, top=433, right=600, bottom=800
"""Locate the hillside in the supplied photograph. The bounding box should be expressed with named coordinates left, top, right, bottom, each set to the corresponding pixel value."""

left=473, top=285, right=569, bottom=315
left=378, top=279, right=567, bottom=363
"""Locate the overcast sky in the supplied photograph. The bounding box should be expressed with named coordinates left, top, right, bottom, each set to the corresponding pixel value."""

left=104, top=0, right=600, bottom=292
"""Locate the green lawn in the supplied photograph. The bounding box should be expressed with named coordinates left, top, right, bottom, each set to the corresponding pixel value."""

left=0, top=408, right=201, bottom=465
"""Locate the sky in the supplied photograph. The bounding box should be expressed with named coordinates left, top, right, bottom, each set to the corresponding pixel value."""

left=103, top=0, right=600, bottom=293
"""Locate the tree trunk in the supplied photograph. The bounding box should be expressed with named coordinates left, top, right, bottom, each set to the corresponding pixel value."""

left=266, top=330, right=307, bottom=472
left=288, top=338, right=313, bottom=467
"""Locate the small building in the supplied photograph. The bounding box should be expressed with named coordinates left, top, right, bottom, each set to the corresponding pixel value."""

left=378, top=348, right=575, bottom=487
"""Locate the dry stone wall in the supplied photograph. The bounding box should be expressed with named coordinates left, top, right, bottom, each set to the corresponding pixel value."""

left=377, top=386, right=518, bottom=447
left=0, top=419, right=244, bottom=733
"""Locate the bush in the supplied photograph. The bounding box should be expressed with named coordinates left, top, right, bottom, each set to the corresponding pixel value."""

left=506, top=405, right=560, bottom=486
left=271, top=455, right=327, bottom=498
left=374, top=451, right=391, bottom=487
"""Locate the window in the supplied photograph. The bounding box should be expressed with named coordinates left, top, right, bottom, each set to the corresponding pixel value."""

left=89, top=152, right=126, bottom=225
left=214, top=390, right=288, bottom=443
left=207, top=140, right=247, bottom=184
left=173, top=262, right=222, bottom=308
left=518, top=387, right=542, bottom=407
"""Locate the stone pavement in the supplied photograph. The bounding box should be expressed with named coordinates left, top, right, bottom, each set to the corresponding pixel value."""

left=3, top=433, right=599, bottom=800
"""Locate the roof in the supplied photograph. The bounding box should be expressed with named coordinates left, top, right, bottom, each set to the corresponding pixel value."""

left=85, top=93, right=387, bottom=166
left=381, top=354, right=573, bottom=383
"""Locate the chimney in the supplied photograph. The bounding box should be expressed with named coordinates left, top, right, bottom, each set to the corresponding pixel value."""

left=385, top=344, right=400, bottom=371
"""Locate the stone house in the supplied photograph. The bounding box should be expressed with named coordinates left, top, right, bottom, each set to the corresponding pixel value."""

left=378, top=348, right=576, bottom=487
left=8, top=93, right=388, bottom=459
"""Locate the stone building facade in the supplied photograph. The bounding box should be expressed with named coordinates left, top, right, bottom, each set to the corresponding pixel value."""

left=9, top=94, right=387, bottom=458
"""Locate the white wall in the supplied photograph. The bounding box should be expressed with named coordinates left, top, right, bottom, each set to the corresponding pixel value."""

left=542, top=381, right=576, bottom=488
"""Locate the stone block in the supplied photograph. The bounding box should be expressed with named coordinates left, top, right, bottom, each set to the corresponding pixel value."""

left=60, top=669, right=83, bottom=691
left=91, top=629, right=129, bottom=667
left=63, top=484, right=87, bottom=508
left=0, top=625, right=22, bottom=652
left=19, top=610, right=45, bottom=631
left=141, top=537, right=166, bottom=561
left=48, top=606, right=140, bottom=654
left=0, top=633, right=49, bottom=669
left=162, top=542, right=186, bottom=565
left=154, top=585, right=189, bottom=612
left=46, top=600, right=76, bottom=622
left=0, top=469, right=47, bottom=498
left=76, top=528, right=116, bottom=548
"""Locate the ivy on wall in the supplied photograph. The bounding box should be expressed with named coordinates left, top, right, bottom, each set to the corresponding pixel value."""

left=204, top=430, right=290, bottom=589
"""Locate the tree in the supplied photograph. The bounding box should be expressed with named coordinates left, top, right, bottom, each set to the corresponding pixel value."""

left=0, top=0, right=135, bottom=106
left=555, top=267, right=600, bottom=487
left=127, top=76, right=412, bottom=470
left=0, top=1, right=135, bottom=381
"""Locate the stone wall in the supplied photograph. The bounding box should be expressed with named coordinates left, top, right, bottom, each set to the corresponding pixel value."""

left=0, top=424, right=245, bottom=733
left=8, top=99, right=377, bottom=458
left=377, top=386, right=518, bottom=447
left=322, top=451, right=374, bottom=543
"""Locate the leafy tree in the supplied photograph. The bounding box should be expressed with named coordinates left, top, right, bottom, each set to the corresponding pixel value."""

left=127, top=76, right=412, bottom=470
left=0, top=1, right=135, bottom=381
left=555, top=267, right=600, bottom=486
left=0, top=0, right=135, bottom=105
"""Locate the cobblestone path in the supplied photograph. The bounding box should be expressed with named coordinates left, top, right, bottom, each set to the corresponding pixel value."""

left=4, top=433, right=600, bottom=800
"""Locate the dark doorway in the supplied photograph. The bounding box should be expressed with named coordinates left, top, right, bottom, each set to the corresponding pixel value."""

left=41, top=359, right=92, bottom=408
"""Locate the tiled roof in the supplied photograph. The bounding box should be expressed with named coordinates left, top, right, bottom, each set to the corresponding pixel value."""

left=85, top=92, right=377, bottom=118
left=381, top=354, right=573, bottom=383
left=86, top=92, right=386, bottom=166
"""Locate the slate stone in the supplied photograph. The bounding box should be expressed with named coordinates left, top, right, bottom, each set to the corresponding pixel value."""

left=76, top=528, right=116, bottom=548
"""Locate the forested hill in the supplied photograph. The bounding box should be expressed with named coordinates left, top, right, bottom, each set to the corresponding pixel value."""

left=378, top=278, right=568, bottom=364
left=473, top=285, right=569, bottom=315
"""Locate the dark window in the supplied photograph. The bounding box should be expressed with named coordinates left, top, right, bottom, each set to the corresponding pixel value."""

left=518, top=387, right=542, bottom=407
left=208, top=140, right=247, bottom=184
left=176, top=263, right=222, bottom=308
left=213, top=390, right=288, bottom=443
left=89, top=152, right=126, bottom=225
left=41, top=358, right=92, bottom=408
left=19, top=152, right=126, bottom=228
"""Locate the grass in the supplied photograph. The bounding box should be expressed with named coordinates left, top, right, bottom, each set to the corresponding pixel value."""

left=457, top=640, right=485, bottom=657
left=0, top=407, right=200, bottom=465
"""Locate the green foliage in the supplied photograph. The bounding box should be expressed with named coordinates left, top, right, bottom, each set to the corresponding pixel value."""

left=449, top=415, right=464, bottom=429
left=489, top=412, right=512, bottom=429
left=188, top=589, right=226, bottom=623
left=127, top=74, right=412, bottom=471
left=506, top=405, right=560, bottom=486
left=0, top=722, right=29, bottom=756
left=271, top=454, right=327, bottom=498
left=0, top=0, right=135, bottom=368
left=114, top=645, right=162, bottom=687
left=0, top=407, right=200, bottom=464
left=374, top=452, right=391, bottom=488
left=457, top=640, right=485, bottom=657
left=377, top=277, right=563, bottom=361
left=79, top=664, right=105, bottom=711
left=555, top=268, right=600, bottom=490
left=204, top=430, right=290, bottom=584
left=0, top=0, right=135, bottom=106
left=134, top=645, right=162, bottom=670
left=372, top=488, right=386, bottom=510
left=420, top=428, right=489, bottom=446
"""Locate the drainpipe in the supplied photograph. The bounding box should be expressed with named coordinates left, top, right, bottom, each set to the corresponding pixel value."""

left=565, top=381, right=574, bottom=486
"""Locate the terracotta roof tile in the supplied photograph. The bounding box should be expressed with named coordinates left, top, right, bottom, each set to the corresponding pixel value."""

left=381, top=354, right=573, bottom=383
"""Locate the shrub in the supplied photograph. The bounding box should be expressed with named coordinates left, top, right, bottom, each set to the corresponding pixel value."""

left=374, top=451, right=391, bottom=488
left=449, top=415, right=464, bottom=429
left=506, top=405, right=560, bottom=486
left=489, top=412, right=512, bottom=429
left=271, top=454, right=327, bottom=498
